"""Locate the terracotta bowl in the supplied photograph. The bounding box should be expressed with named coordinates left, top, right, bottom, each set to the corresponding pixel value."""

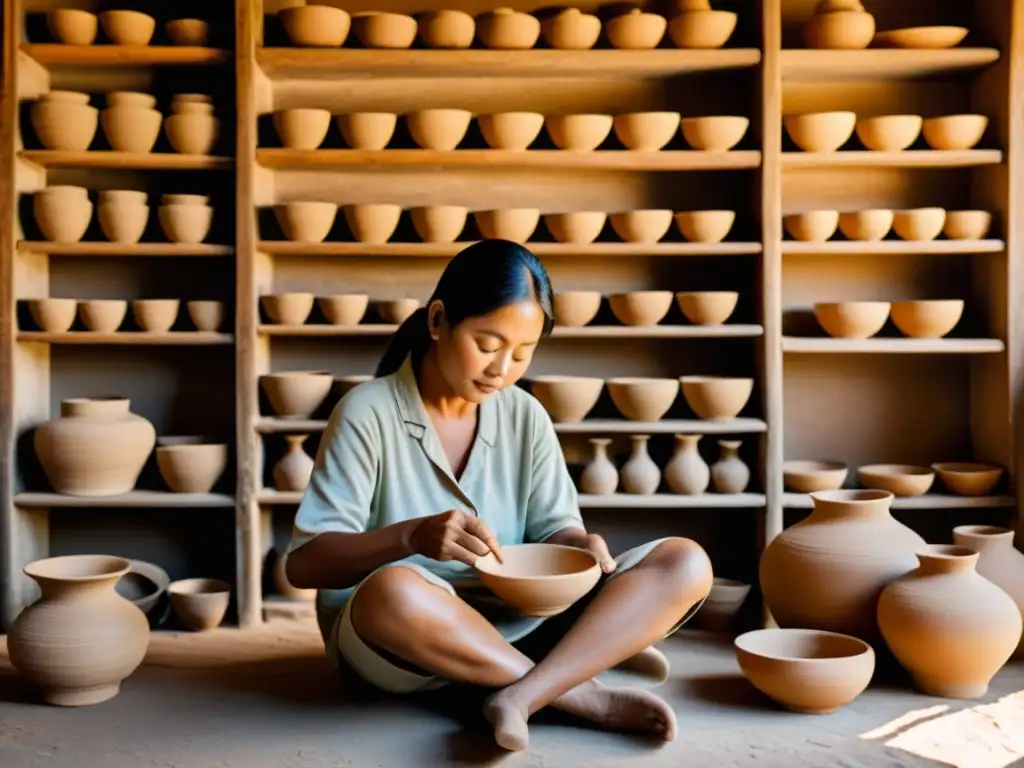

left=47, top=9, right=98, bottom=45
left=274, top=201, right=338, bottom=243
left=605, top=9, right=667, bottom=50
left=837, top=209, right=893, bottom=241
left=668, top=9, right=738, bottom=49
left=410, top=205, right=468, bottom=243
left=169, top=578, right=231, bottom=631
left=681, top=116, right=749, bottom=151
left=943, top=210, right=992, bottom=240
left=475, top=8, right=541, bottom=50
left=166, top=18, right=209, bottom=46
left=674, top=210, right=736, bottom=243
left=855, top=115, right=922, bottom=151
left=931, top=462, right=1004, bottom=496
left=784, top=111, right=857, bottom=152
left=544, top=212, right=607, bottom=244
left=540, top=9, right=601, bottom=50
left=873, top=26, right=968, bottom=49
left=273, top=108, right=331, bottom=150
left=529, top=375, right=604, bottom=422
left=889, top=299, right=963, bottom=338
left=187, top=300, right=224, bottom=331
left=352, top=11, right=417, bottom=49
left=921, top=115, right=988, bottom=150
left=418, top=9, right=475, bottom=49
left=261, top=292, right=314, bottom=325
left=28, top=298, right=78, bottom=333
left=376, top=298, right=421, bottom=325
left=675, top=291, right=738, bottom=325
left=132, top=299, right=180, bottom=333
left=279, top=5, right=351, bottom=47
left=261, top=371, right=334, bottom=418
left=79, top=299, right=127, bottom=333
left=474, top=208, right=540, bottom=242
left=474, top=544, right=601, bottom=617
left=813, top=301, right=890, bottom=339
left=857, top=464, right=935, bottom=497
left=156, top=442, right=228, bottom=494
left=608, top=290, right=674, bottom=326
left=607, top=377, right=680, bottom=421
left=782, top=460, right=848, bottom=493
left=892, top=208, right=946, bottom=241
left=545, top=114, right=614, bottom=152
left=406, top=109, right=472, bottom=151
left=680, top=376, right=754, bottom=420
left=609, top=210, right=674, bottom=244
left=337, top=112, right=397, bottom=150
left=100, top=10, right=155, bottom=45
left=552, top=291, right=602, bottom=327
left=784, top=211, right=839, bottom=242
left=695, top=577, right=751, bottom=632
left=612, top=111, right=681, bottom=151
left=342, top=203, right=402, bottom=244
left=734, top=628, right=875, bottom=714
left=318, top=294, right=369, bottom=326
left=478, top=112, right=545, bottom=151
left=803, top=9, right=874, bottom=49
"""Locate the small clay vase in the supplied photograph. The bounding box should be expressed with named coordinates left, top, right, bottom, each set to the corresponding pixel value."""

left=664, top=434, right=709, bottom=495
left=620, top=435, right=660, bottom=495
left=878, top=545, right=1023, bottom=699
left=580, top=438, right=618, bottom=495
left=711, top=439, right=750, bottom=493
left=273, top=435, right=315, bottom=491
left=952, top=525, right=1024, bottom=658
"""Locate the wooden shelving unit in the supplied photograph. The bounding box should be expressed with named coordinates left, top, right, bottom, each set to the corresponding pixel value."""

left=2, top=0, right=1021, bottom=632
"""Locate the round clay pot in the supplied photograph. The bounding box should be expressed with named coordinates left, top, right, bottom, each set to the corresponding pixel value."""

left=580, top=438, right=618, bottom=495
left=406, top=109, right=472, bottom=151
left=31, top=92, right=98, bottom=150
left=540, top=8, right=601, bottom=50
left=544, top=212, right=607, bottom=244
left=855, top=115, right=922, bottom=151
left=34, top=397, right=156, bottom=496
left=261, top=371, right=334, bottom=418
left=132, top=299, right=180, bottom=333
left=943, top=210, right=992, bottom=239
left=353, top=11, right=418, bottom=49
left=261, top=292, right=315, bottom=325
left=878, top=545, right=1022, bottom=698
left=813, top=301, right=891, bottom=338
left=675, top=291, right=738, bottom=325
left=782, top=460, right=848, bottom=493
left=711, top=439, right=749, bottom=493
left=273, top=435, right=314, bottom=491
left=552, top=291, right=602, bottom=327
left=337, top=112, right=397, bottom=150
left=101, top=106, right=162, bottom=152
left=857, top=463, right=934, bottom=497
left=890, top=299, right=963, bottom=338
left=157, top=442, right=228, bottom=493
left=273, top=551, right=315, bottom=601
left=8, top=555, right=150, bottom=706
left=951, top=525, right=1024, bottom=657
left=28, top=298, right=77, bottom=333
left=79, top=299, right=127, bottom=332
left=784, top=111, right=857, bottom=152
left=34, top=186, right=93, bottom=243
left=667, top=8, right=738, bottom=49
left=620, top=435, right=660, bottom=494
left=187, top=300, right=225, bottom=331
left=478, top=112, right=545, bottom=151
left=837, top=209, right=893, bottom=241
left=695, top=578, right=750, bottom=632
left=318, top=294, right=369, bottom=325
left=475, top=544, right=601, bottom=616
left=681, top=116, right=749, bottom=151
left=98, top=195, right=149, bottom=244
left=376, top=298, right=421, bottom=324
left=892, top=207, right=946, bottom=240
left=474, top=208, right=540, bottom=242
left=679, top=376, right=754, bottom=420
left=159, top=203, right=213, bottom=244
left=47, top=9, right=98, bottom=45
left=664, top=433, right=709, bottom=494
left=279, top=5, right=351, bottom=47
left=343, top=203, right=403, bottom=244
left=784, top=211, right=839, bottom=242
left=476, top=8, right=540, bottom=50
left=612, top=111, right=681, bottom=151
left=803, top=1, right=875, bottom=49
left=418, top=9, right=475, bottom=49
left=273, top=109, right=331, bottom=150
left=545, top=114, right=613, bottom=151
left=921, top=115, right=988, bottom=150
left=529, top=376, right=604, bottom=422
left=609, top=210, right=674, bottom=243
left=608, top=291, right=674, bottom=326
left=100, top=10, right=156, bottom=45
left=166, top=18, right=209, bottom=46
left=164, top=114, right=220, bottom=155
left=932, top=462, right=1003, bottom=496
left=274, top=202, right=337, bottom=243
left=674, top=210, right=736, bottom=243
left=410, top=205, right=468, bottom=243
left=607, top=377, right=679, bottom=421
left=169, top=579, right=231, bottom=631
left=605, top=9, right=667, bottom=50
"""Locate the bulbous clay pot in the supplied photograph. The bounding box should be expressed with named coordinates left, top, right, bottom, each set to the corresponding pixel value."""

left=98, top=190, right=148, bottom=244
left=8, top=554, right=150, bottom=706
left=540, top=8, right=601, bottom=50
left=620, top=435, right=660, bottom=495
left=759, top=489, right=926, bottom=641
left=31, top=91, right=98, bottom=150
left=952, top=525, right=1024, bottom=658
left=34, top=186, right=92, bottom=243
left=664, top=434, right=709, bottom=495
left=803, top=0, right=875, bottom=50
left=476, top=8, right=540, bottom=50
left=159, top=202, right=213, bottom=244
left=34, top=397, right=156, bottom=496
left=273, top=435, right=315, bottom=491
left=101, top=106, right=162, bottom=153
left=711, top=439, right=749, bottom=493
left=28, top=298, right=77, bottom=333
left=418, top=9, right=475, bottom=49
left=157, top=441, right=228, bottom=493
left=580, top=438, right=618, bottom=495
left=187, top=300, right=224, bottom=331
left=273, top=551, right=315, bottom=601
left=164, top=113, right=219, bottom=155
left=878, top=545, right=1022, bottom=698
left=47, top=9, right=98, bottom=45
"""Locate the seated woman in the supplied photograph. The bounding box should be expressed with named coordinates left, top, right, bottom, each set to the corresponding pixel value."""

left=285, top=239, right=714, bottom=752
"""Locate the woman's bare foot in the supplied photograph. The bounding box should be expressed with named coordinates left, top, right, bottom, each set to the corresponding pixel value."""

left=614, top=646, right=671, bottom=683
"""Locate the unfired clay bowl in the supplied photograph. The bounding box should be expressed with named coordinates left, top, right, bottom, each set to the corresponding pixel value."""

left=782, top=460, right=848, bottom=493
left=784, top=211, right=839, bottom=242
left=166, top=113, right=217, bottom=152
left=892, top=208, right=946, bottom=241
left=837, top=209, right=893, bottom=241
left=166, top=19, right=209, bottom=46
left=529, top=376, right=604, bottom=422
left=855, top=115, right=922, bottom=151
left=803, top=6, right=874, bottom=49
left=352, top=11, right=417, bottom=49
left=28, top=298, right=77, bottom=333
left=418, top=9, right=475, bottom=49
left=280, top=5, right=351, bottom=47
left=609, top=210, right=674, bottom=244
left=545, top=114, right=613, bottom=152
left=544, top=212, right=607, bottom=244
left=931, top=462, right=1004, bottom=496
left=376, top=299, right=421, bottom=325
left=274, top=202, right=338, bottom=243
left=607, top=378, right=679, bottom=422
left=274, top=109, right=331, bottom=150
left=261, top=371, right=333, bottom=418
left=475, top=8, right=540, bottom=50
left=79, top=299, right=127, bottom=332
left=681, top=116, right=749, bottom=151
left=857, top=464, right=935, bottom=497
left=605, top=9, right=667, bottom=50
left=675, top=291, right=738, bottom=325
left=674, top=210, right=736, bottom=243
left=552, top=291, right=602, bottom=327
left=734, top=628, right=875, bottom=714
left=474, top=209, right=541, bottom=242
left=612, top=112, right=681, bottom=151
left=261, top=292, right=314, bottom=325
left=943, top=211, right=991, bottom=240
left=695, top=577, right=751, bottom=632
left=410, top=205, right=468, bottom=243
left=406, top=109, right=472, bottom=150
left=813, top=301, right=890, bottom=338
left=889, top=299, right=963, bottom=338
left=668, top=8, right=737, bottom=49
left=337, top=112, right=397, bottom=150
left=784, top=111, right=857, bottom=152
left=157, top=442, right=228, bottom=494
left=100, top=10, right=155, bottom=45
left=132, top=299, right=180, bottom=333
left=159, top=203, right=213, bottom=244
left=187, top=300, right=224, bottom=331
left=540, top=8, right=601, bottom=50
left=169, top=578, right=231, bottom=631
left=873, top=26, right=967, bottom=49
left=474, top=544, right=601, bottom=617
left=478, top=112, right=545, bottom=151
left=318, top=294, right=369, bottom=326
left=608, top=291, right=674, bottom=326
left=47, top=9, right=98, bottom=45
left=922, top=115, right=988, bottom=150
left=680, top=376, right=754, bottom=420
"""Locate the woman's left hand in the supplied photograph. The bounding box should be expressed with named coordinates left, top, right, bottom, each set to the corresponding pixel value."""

left=584, top=533, right=617, bottom=574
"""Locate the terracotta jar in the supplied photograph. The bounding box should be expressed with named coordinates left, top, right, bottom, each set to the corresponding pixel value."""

left=759, top=489, right=925, bottom=641
left=664, top=434, right=709, bottom=495
left=8, top=554, right=150, bottom=706
left=620, top=435, right=659, bottom=495
left=952, top=525, right=1024, bottom=658
left=580, top=437, right=618, bottom=495
left=273, top=435, right=315, bottom=491
left=878, top=545, right=1022, bottom=698
left=34, top=397, right=156, bottom=496
left=711, top=439, right=749, bottom=493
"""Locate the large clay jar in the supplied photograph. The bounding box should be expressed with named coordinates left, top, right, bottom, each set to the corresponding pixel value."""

left=664, top=434, right=709, bottom=495
left=8, top=554, right=150, bottom=706
left=34, top=397, right=157, bottom=496
left=878, top=545, right=1022, bottom=699
left=759, top=489, right=926, bottom=641
left=711, top=439, right=750, bottom=493
left=580, top=437, right=618, bottom=495
left=620, top=435, right=660, bottom=495
left=273, top=435, right=315, bottom=491
left=952, top=525, right=1024, bottom=658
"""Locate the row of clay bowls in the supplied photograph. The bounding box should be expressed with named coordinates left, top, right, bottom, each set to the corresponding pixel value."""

left=555, top=290, right=738, bottom=327
left=782, top=459, right=1005, bottom=497
left=33, top=187, right=212, bottom=244
left=274, top=109, right=749, bottom=152
left=803, top=1, right=968, bottom=50
left=279, top=4, right=737, bottom=50
left=813, top=299, right=964, bottom=339
left=273, top=203, right=738, bottom=245
left=785, top=112, right=988, bottom=152
left=785, top=209, right=991, bottom=242
left=262, top=293, right=420, bottom=326
left=46, top=9, right=209, bottom=46
left=32, top=91, right=218, bottom=154
left=26, top=299, right=225, bottom=334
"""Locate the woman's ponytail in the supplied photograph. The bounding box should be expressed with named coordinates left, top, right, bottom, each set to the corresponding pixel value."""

left=375, top=306, right=431, bottom=377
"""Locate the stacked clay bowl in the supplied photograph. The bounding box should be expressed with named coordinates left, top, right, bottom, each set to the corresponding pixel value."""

left=165, top=94, right=219, bottom=155
left=101, top=91, right=162, bottom=153
left=30, top=91, right=98, bottom=150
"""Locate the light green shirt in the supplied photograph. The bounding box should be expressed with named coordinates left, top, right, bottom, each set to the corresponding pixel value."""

left=287, top=355, right=585, bottom=658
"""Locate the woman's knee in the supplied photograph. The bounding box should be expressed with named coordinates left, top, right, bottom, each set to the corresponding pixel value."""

left=349, top=566, right=450, bottom=644
left=645, top=537, right=714, bottom=594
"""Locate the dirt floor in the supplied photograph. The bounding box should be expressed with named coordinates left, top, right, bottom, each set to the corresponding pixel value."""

left=1, top=617, right=1023, bottom=768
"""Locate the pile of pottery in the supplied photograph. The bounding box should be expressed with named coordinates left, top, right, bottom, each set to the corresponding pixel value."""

left=784, top=208, right=991, bottom=242
left=164, top=94, right=220, bottom=155
left=24, top=297, right=224, bottom=334
left=260, top=292, right=420, bottom=326
left=784, top=111, right=988, bottom=152
left=580, top=433, right=750, bottom=496
left=782, top=458, right=1004, bottom=497
left=555, top=289, right=739, bottom=327
left=271, top=202, right=738, bottom=245
left=801, top=1, right=969, bottom=50
left=276, top=3, right=737, bottom=50
left=273, top=108, right=749, bottom=152
left=46, top=9, right=209, bottom=46
left=812, top=298, right=965, bottom=339
left=32, top=186, right=213, bottom=244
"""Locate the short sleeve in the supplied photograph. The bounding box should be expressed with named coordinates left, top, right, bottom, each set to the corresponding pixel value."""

left=286, top=394, right=381, bottom=555
left=523, top=399, right=586, bottom=543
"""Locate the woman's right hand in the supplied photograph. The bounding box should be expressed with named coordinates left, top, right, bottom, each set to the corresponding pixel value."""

left=405, top=509, right=502, bottom=566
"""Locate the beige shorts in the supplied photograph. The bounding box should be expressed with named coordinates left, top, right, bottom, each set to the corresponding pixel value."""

left=335, top=537, right=706, bottom=694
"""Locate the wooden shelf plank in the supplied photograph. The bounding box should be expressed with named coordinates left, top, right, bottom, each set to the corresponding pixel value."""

left=782, top=337, right=1006, bottom=354
left=19, top=150, right=233, bottom=170
left=17, top=331, right=233, bottom=345
left=258, top=490, right=304, bottom=505
left=257, top=241, right=762, bottom=257
left=782, top=149, right=1001, bottom=169
left=782, top=239, right=1004, bottom=255
left=255, top=417, right=769, bottom=435
left=783, top=492, right=1016, bottom=510
left=18, top=241, right=232, bottom=256
left=579, top=493, right=766, bottom=508
left=255, top=148, right=762, bottom=171
left=21, top=44, right=229, bottom=66
left=257, top=47, right=762, bottom=79
left=780, top=48, right=1001, bottom=81
left=262, top=597, right=316, bottom=621
left=14, top=491, right=236, bottom=508
left=257, top=323, right=764, bottom=339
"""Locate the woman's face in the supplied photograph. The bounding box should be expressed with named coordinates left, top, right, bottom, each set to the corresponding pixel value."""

left=431, top=298, right=546, bottom=403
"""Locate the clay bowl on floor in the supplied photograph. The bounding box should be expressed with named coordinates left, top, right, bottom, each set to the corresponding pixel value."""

left=931, top=462, right=1004, bottom=496
left=681, top=116, right=749, bottom=151
left=474, top=544, right=601, bottom=617
left=156, top=441, right=228, bottom=494
left=612, top=111, right=680, bottom=151
left=47, top=9, right=98, bottom=44
left=892, top=208, right=946, bottom=241
left=782, top=460, right=848, bottom=493
left=943, top=210, right=992, bottom=240
left=376, top=298, right=420, bottom=325
left=608, top=290, right=674, bottom=326
left=783, top=211, right=839, bottom=242
left=261, top=292, right=314, bottom=326
left=418, top=9, right=475, bottom=49
left=784, top=111, right=857, bottom=152
left=674, top=210, right=736, bottom=243
left=855, top=115, right=922, bottom=151
left=609, top=210, right=674, bottom=244
left=406, top=108, right=472, bottom=150
left=353, top=11, right=418, bottom=49
left=132, top=299, right=180, bottom=333
left=675, top=291, right=738, bottom=325
left=734, top=628, right=875, bottom=714
left=529, top=376, right=604, bottom=422
left=552, top=291, right=602, bottom=327
left=28, top=298, right=77, bottom=333
left=79, top=299, right=127, bottom=333
left=890, top=299, right=963, bottom=338
left=337, top=112, right=397, bottom=150
left=680, top=376, right=754, bottom=420
left=837, top=209, right=893, bottom=241
left=922, top=115, right=988, bottom=150
left=545, top=114, right=614, bottom=151
left=273, top=108, right=331, bottom=150
left=280, top=5, right=351, bottom=47
left=169, top=578, right=231, bottom=631
left=813, top=301, right=891, bottom=339
left=873, top=26, right=968, bottom=49
left=261, top=371, right=333, bottom=419
left=474, top=208, right=540, bottom=242
left=607, top=377, right=680, bottom=422
left=318, top=294, right=369, bottom=326
left=478, top=112, right=545, bottom=150
left=274, top=202, right=337, bottom=243
left=668, top=9, right=738, bottom=49
left=857, top=464, right=935, bottom=497
left=695, top=577, right=751, bottom=632
left=409, top=205, right=468, bottom=243
left=544, top=212, right=607, bottom=244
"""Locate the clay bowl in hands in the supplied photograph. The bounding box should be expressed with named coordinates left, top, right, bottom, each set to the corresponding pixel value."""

left=695, top=577, right=751, bottom=632
left=544, top=212, right=607, bottom=244
left=318, top=294, right=369, bottom=326
left=784, top=111, right=857, bottom=152
left=931, top=462, right=1004, bottom=496
left=607, top=378, right=680, bottom=421
left=609, top=210, right=674, bottom=244
left=274, top=202, right=338, bottom=243
left=352, top=12, right=417, bottom=49
left=169, top=578, right=231, bottom=631
left=273, top=109, right=331, bottom=150
left=734, top=628, right=875, bottom=714
left=837, top=209, right=893, bottom=241
left=79, top=299, right=127, bottom=332
left=28, top=298, right=78, bottom=333
left=410, top=205, right=468, bottom=243
left=376, top=298, right=421, bottom=325
left=782, top=460, right=848, bottom=493
left=674, top=210, right=736, bottom=243
left=100, top=10, right=155, bottom=45
left=892, top=208, right=946, bottom=241
left=478, top=112, right=545, bottom=151
left=784, top=211, right=839, bottom=242
left=612, top=112, right=681, bottom=151
left=47, top=9, right=98, bottom=45
left=261, top=292, right=315, bottom=325
left=418, top=9, right=475, bottom=49
left=605, top=9, right=667, bottom=50
left=337, top=112, right=397, bottom=150
left=675, top=291, right=738, bottom=325
left=166, top=18, right=209, bottom=46
left=943, top=211, right=992, bottom=240
left=132, top=299, right=180, bottom=333
left=857, top=464, right=935, bottom=497
left=889, top=299, right=963, bottom=338
left=813, top=301, right=890, bottom=339
left=474, top=544, right=601, bottom=617
left=261, top=371, right=333, bottom=418
left=668, top=8, right=738, bottom=49
left=279, top=5, right=351, bottom=47
left=855, top=115, right=922, bottom=151
left=873, top=26, right=968, bottom=49
left=474, top=208, right=540, bottom=242
left=552, top=291, right=602, bottom=327
left=608, top=290, right=674, bottom=326
left=680, top=376, right=754, bottom=420
left=406, top=109, right=472, bottom=150
left=681, top=116, right=749, bottom=151
left=343, top=203, right=402, bottom=244
left=922, top=115, right=988, bottom=150
left=529, top=375, right=604, bottom=422
left=475, top=8, right=540, bottom=50
left=545, top=114, right=613, bottom=152
left=157, top=441, right=228, bottom=493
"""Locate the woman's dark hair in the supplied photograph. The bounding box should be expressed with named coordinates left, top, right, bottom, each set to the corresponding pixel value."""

left=375, top=239, right=554, bottom=377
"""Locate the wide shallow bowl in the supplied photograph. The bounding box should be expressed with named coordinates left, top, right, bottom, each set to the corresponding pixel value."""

left=873, top=26, right=967, bottom=49
left=529, top=375, right=603, bottom=422
left=260, top=371, right=333, bottom=418
left=474, top=544, right=601, bottom=617
left=931, top=462, right=1004, bottom=496
left=606, top=377, right=679, bottom=422
left=813, top=301, right=890, bottom=339
left=857, top=463, right=935, bottom=497
left=680, top=376, right=753, bottom=420
left=734, top=628, right=875, bottom=714
left=675, top=291, right=738, bottom=325
left=169, top=578, right=231, bottom=631
left=890, top=299, right=963, bottom=338
left=782, top=460, right=848, bottom=493
left=552, top=291, right=602, bottom=327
